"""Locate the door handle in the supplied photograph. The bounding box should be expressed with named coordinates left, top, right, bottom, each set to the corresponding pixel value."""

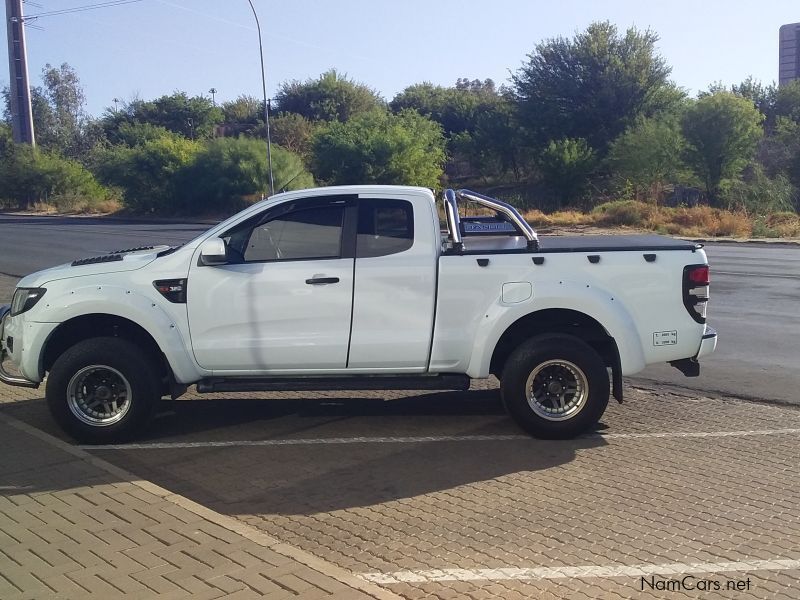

left=305, top=277, right=340, bottom=285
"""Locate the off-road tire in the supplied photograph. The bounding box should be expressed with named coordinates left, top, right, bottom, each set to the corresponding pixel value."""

left=500, top=334, right=609, bottom=439
left=46, top=337, right=160, bottom=444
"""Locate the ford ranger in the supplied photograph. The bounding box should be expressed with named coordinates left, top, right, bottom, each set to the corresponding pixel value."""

left=0, top=186, right=716, bottom=442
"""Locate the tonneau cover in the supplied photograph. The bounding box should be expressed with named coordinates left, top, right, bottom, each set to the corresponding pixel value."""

left=537, top=234, right=700, bottom=253
left=455, top=234, right=701, bottom=254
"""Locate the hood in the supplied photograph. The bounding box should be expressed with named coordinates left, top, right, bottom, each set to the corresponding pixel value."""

left=16, top=245, right=171, bottom=288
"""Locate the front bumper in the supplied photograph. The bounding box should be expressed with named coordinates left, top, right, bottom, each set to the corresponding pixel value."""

left=0, top=305, right=39, bottom=388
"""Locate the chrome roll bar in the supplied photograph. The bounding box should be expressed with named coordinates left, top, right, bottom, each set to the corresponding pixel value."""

left=443, top=188, right=463, bottom=251
left=443, top=188, right=539, bottom=251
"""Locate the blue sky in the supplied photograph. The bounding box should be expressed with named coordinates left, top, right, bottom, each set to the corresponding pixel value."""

left=3, top=0, right=798, bottom=116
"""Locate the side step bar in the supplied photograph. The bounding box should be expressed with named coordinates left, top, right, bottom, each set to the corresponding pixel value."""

left=196, top=374, right=471, bottom=394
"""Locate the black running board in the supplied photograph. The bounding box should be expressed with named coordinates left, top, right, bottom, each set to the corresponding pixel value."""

left=196, top=374, right=471, bottom=394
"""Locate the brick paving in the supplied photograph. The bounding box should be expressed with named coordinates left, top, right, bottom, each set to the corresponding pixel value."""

left=3, top=380, right=800, bottom=599
left=0, top=409, right=397, bottom=599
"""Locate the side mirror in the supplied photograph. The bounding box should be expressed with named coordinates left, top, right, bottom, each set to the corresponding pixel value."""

left=199, top=238, right=228, bottom=266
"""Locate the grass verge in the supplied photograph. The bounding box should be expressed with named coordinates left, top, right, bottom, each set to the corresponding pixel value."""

left=524, top=200, right=800, bottom=238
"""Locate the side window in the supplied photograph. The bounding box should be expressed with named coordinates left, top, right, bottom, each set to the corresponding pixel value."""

left=224, top=205, right=345, bottom=262
left=357, top=199, right=414, bottom=258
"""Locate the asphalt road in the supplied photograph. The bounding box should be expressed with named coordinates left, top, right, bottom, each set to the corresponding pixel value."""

left=0, top=215, right=209, bottom=278
left=631, top=243, right=800, bottom=404
left=0, top=214, right=797, bottom=404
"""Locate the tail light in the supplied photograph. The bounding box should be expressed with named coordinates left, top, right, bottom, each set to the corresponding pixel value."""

left=683, top=265, right=709, bottom=323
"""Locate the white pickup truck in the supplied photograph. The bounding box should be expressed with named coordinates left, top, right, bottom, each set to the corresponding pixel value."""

left=0, top=186, right=716, bottom=442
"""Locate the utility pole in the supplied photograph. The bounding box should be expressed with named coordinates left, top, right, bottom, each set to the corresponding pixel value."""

left=208, top=87, right=217, bottom=105
left=246, top=0, right=274, bottom=196
left=5, top=0, right=35, bottom=145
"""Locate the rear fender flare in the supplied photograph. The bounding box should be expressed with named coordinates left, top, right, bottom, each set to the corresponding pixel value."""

left=465, top=280, right=646, bottom=378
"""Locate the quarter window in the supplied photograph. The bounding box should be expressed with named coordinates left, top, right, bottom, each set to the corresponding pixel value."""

left=356, top=199, right=414, bottom=258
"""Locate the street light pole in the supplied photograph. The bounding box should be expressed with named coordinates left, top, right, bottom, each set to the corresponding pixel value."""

left=246, top=0, right=274, bottom=196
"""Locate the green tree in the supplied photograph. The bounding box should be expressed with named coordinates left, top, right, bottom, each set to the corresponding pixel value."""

left=312, top=109, right=445, bottom=188
left=774, top=80, right=800, bottom=123
left=40, top=63, right=87, bottom=153
left=102, top=92, right=223, bottom=142
left=390, top=79, right=524, bottom=180
left=718, top=164, right=795, bottom=214
left=607, top=116, right=692, bottom=201
left=682, top=92, right=764, bottom=204
left=759, top=116, right=800, bottom=202
left=269, top=113, right=316, bottom=159
left=176, top=137, right=313, bottom=213
left=537, top=138, right=598, bottom=207
left=512, top=21, right=675, bottom=151
left=390, top=79, right=501, bottom=136
left=221, top=94, right=262, bottom=124
left=275, top=69, right=384, bottom=122
left=729, top=77, right=776, bottom=124
left=93, top=131, right=201, bottom=212
left=3, top=63, right=94, bottom=156
left=0, top=139, right=113, bottom=210
left=0, top=122, right=10, bottom=152
left=451, top=94, right=527, bottom=181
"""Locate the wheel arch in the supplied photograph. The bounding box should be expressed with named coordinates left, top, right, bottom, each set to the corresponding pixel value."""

left=41, top=314, right=169, bottom=382
left=489, top=308, right=624, bottom=402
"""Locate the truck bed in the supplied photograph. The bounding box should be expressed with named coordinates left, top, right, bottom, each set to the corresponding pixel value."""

left=457, top=234, right=701, bottom=254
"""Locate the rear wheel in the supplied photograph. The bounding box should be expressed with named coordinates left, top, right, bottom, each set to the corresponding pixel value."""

left=46, top=337, right=160, bottom=443
left=500, top=334, right=609, bottom=439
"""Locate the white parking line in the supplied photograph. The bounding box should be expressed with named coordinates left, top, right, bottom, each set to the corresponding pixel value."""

left=82, top=428, right=800, bottom=450
left=359, top=559, right=800, bottom=584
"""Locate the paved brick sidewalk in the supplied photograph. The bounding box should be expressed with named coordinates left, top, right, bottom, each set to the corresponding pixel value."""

left=0, top=413, right=399, bottom=600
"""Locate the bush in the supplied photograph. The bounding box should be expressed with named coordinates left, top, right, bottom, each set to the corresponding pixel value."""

left=537, top=138, right=597, bottom=208
left=312, top=109, right=445, bottom=189
left=592, top=200, right=657, bottom=226
left=753, top=212, right=800, bottom=237
left=93, top=133, right=201, bottom=212
left=176, top=137, right=314, bottom=214
left=718, top=166, right=796, bottom=215
left=0, top=141, right=117, bottom=211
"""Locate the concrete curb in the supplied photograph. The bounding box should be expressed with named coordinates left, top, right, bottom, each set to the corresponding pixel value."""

left=0, top=411, right=404, bottom=600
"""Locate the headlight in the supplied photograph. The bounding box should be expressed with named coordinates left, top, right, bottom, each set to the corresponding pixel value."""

left=10, top=288, right=46, bottom=316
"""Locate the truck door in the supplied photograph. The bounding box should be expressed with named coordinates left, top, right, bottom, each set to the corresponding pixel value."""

left=187, top=196, right=355, bottom=372
left=347, top=196, right=437, bottom=371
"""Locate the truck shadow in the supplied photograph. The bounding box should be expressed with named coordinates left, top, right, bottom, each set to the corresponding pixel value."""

left=2, top=390, right=608, bottom=516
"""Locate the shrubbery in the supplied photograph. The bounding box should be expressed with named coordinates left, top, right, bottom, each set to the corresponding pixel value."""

left=1, top=127, right=118, bottom=212
left=176, top=137, right=314, bottom=214
left=93, top=133, right=314, bottom=215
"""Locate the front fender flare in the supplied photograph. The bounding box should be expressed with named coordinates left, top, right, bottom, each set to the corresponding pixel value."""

left=34, top=285, right=202, bottom=383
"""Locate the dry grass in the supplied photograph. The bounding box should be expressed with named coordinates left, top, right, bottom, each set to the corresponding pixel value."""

left=762, top=212, right=800, bottom=237
left=523, top=209, right=592, bottom=227
left=527, top=200, right=777, bottom=238
left=15, top=196, right=122, bottom=215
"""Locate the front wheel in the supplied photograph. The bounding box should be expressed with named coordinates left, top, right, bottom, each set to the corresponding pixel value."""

left=500, top=334, right=609, bottom=439
left=46, top=337, right=160, bottom=443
